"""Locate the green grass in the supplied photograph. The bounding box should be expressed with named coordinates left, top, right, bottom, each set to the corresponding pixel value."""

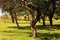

left=0, top=19, right=60, bottom=40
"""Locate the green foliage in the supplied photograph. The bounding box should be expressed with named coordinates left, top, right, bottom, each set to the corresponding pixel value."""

left=1, top=0, right=22, bottom=12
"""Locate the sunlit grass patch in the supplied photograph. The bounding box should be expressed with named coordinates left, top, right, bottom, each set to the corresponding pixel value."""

left=0, top=18, right=60, bottom=40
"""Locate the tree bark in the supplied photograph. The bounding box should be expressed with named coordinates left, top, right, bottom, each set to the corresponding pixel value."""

left=10, top=11, right=14, bottom=23
left=42, top=14, right=45, bottom=26
left=43, top=17, right=45, bottom=26
left=31, top=19, right=37, bottom=37
left=14, top=13, right=20, bottom=28
left=49, top=17, right=53, bottom=26
left=30, top=12, right=36, bottom=37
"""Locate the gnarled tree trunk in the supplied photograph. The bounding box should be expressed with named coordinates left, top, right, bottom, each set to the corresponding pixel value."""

left=30, top=6, right=41, bottom=37
left=31, top=18, right=40, bottom=37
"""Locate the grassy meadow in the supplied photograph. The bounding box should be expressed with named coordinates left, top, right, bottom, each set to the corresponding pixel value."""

left=0, top=16, right=60, bottom=40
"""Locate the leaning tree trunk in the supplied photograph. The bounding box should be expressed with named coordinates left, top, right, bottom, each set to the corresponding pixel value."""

left=30, top=12, right=37, bottom=37
left=49, top=0, right=56, bottom=26
left=49, top=8, right=55, bottom=26
left=14, top=12, right=19, bottom=28
left=31, top=17, right=40, bottom=37
left=49, top=10, right=54, bottom=26
left=49, top=10, right=53, bottom=26
left=41, top=14, right=45, bottom=26
left=31, top=19, right=38, bottom=37
left=31, top=19, right=37, bottom=37
left=27, top=15, right=29, bottom=20
left=49, top=16, right=53, bottom=26
left=10, top=11, right=14, bottom=23
left=30, top=9, right=41, bottom=37
left=24, top=5, right=37, bottom=37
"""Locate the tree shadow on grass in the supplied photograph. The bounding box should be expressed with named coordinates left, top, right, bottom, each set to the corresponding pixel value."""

left=8, top=26, right=31, bottom=30
left=24, top=32, right=60, bottom=40
left=8, top=24, right=60, bottom=30
left=37, top=33, right=60, bottom=40
left=36, top=24, right=60, bottom=30
left=7, top=25, right=60, bottom=40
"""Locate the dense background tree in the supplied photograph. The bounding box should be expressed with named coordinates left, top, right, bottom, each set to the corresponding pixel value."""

left=26, top=0, right=58, bottom=37
left=0, top=0, right=22, bottom=28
